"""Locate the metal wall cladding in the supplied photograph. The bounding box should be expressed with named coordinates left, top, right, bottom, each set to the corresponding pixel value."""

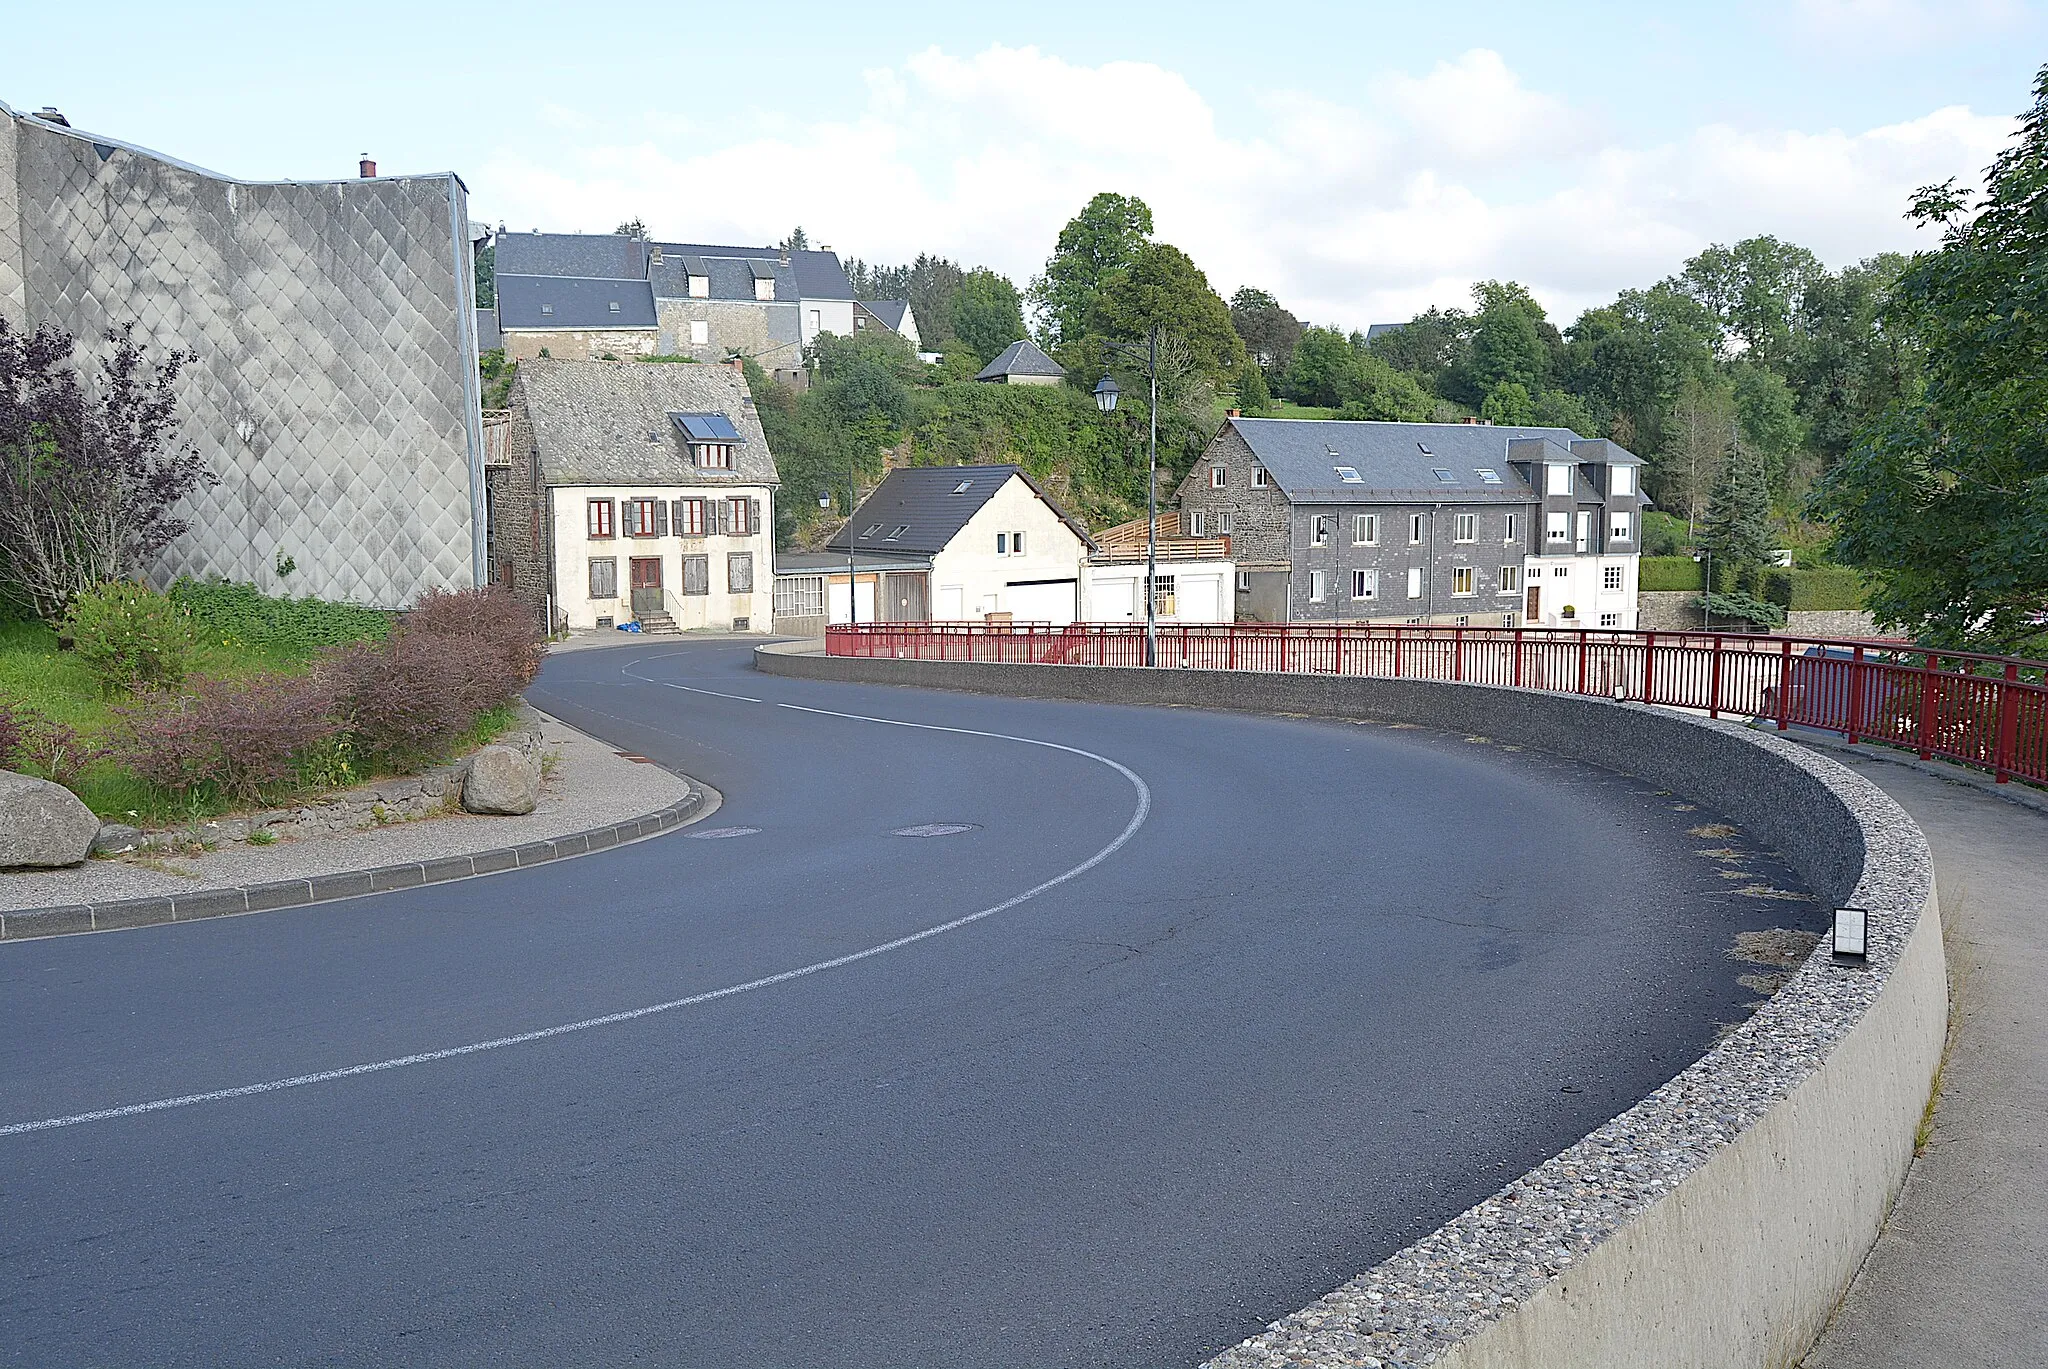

left=2, top=111, right=480, bottom=607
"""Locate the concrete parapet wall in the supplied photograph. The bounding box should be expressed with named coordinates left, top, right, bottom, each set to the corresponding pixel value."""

left=755, top=642, right=1944, bottom=1369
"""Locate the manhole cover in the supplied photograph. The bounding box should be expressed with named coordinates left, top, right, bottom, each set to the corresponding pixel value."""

left=891, top=823, right=982, bottom=838
left=687, top=826, right=761, bottom=840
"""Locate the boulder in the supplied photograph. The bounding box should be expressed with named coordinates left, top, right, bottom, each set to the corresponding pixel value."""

left=461, top=745, right=541, bottom=816
left=0, top=770, right=100, bottom=868
left=91, top=823, right=147, bottom=856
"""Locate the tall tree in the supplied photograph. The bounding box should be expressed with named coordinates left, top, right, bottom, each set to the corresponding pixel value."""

left=1699, top=435, right=1774, bottom=573
left=1659, top=371, right=1737, bottom=535
left=1027, top=192, right=1153, bottom=352
left=948, top=268, right=1026, bottom=364
left=1786, top=254, right=1918, bottom=467
left=1096, top=241, right=1244, bottom=383
left=1365, top=307, right=1473, bottom=396
left=1678, top=235, right=1824, bottom=368
left=0, top=322, right=215, bottom=621
left=1816, top=64, right=2048, bottom=653
left=1229, top=287, right=1304, bottom=380
left=780, top=227, right=810, bottom=252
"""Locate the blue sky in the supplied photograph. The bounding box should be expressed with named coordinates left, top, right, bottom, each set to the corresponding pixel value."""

left=6, top=0, right=2041, bottom=327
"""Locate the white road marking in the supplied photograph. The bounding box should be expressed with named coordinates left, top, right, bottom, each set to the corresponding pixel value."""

left=1, top=658, right=1150, bottom=1140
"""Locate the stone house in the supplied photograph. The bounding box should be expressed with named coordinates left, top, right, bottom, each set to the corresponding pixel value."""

left=1174, top=418, right=1644, bottom=628
left=495, top=359, right=780, bottom=634
left=975, top=339, right=1065, bottom=386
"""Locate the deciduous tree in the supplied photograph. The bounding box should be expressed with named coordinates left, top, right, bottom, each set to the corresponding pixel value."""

left=1027, top=192, right=1153, bottom=352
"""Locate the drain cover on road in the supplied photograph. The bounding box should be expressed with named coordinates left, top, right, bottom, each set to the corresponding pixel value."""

left=687, top=826, right=761, bottom=840
left=891, top=823, right=981, bottom=838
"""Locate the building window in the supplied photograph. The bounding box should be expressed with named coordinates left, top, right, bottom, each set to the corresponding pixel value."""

left=1235, top=571, right=1251, bottom=592
left=682, top=554, right=709, bottom=595
left=1252, top=465, right=1269, bottom=487
left=695, top=442, right=733, bottom=469
left=1577, top=510, right=1593, bottom=552
left=608, top=300, right=622, bottom=314
left=1013, top=530, right=1026, bottom=555
left=1149, top=574, right=1177, bottom=616
left=1451, top=567, right=1475, bottom=596
left=1310, top=515, right=1332, bottom=547
left=1188, top=511, right=1207, bottom=536
left=1502, top=614, right=1516, bottom=628
left=1407, top=567, right=1424, bottom=599
left=587, top=499, right=614, bottom=539
left=807, top=308, right=822, bottom=334
left=628, top=498, right=663, bottom=537
left=1455, top=512, right=1476, bottom=543
left=775, top=575, right=826, bottom=617
left=729, top=498, right=754, bottom=536
left=1455, top=615, right=1470, bottom=626
left=1500, top=565, right=1521, bottom=593
left=1352, top=568, right=1378, bottom=600
left=1308, top=569, right=1326, bottom=602
left=1409, top=513, right=1425, bottom=545
left=540, top=303, right=555, bottom=316
left=1604, top=565, right=1625, bottom=592
left=1547, top=463, right=1573, bottom=495
left=1546, top=511, right=1570, bottom=543
left=588, top=558, right=617, bottom=599
left=676, top=498, right=707, bottom=537
left=1610, top=511, right=1632, bottom=542
left=756, top=277, right=777, bottom=302
left=728, top=552, right=754, bottom=592
left=1600, top=612, right=1620, bottom=627
left=996, top=532, right=1008, bottom=554
left=1211, top=466, right=1227, bottom=488
left=1612, top=465, right=1636, bottom=496
left=690, top=320, right=709, bottom=346
left=1553, top=565, right=1570, bottom=577
left=1354, top=513, right=1378, bottom=546
left=1217, top=510, right=1233, bottom=534
left=1335, top=466, right=1363, bottom=484
left=1503, top=513, right=1517, bottom=543
left=689, top=275, right=709, bottom=300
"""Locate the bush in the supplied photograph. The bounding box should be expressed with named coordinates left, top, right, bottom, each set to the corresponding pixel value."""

left=1768, top=567, right=1867, bottom=612
left=114, top=672, right=340, bottom=802
left=395, top=588, right=544, bottom=715
left=63, top=582, right=193, bottom=693
left=1640, top=556, right=1707, bottom=592
left=168, top=578, right=392, bottom=659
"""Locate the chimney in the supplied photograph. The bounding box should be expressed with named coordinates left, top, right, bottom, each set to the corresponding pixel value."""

left=35, top=107, right=70, bottom=127
left=358, top=155, right=376, bottom=179
left=1226, top=408, right=1241, bottom=418
left=1462, top=416, right=1477, bottom=424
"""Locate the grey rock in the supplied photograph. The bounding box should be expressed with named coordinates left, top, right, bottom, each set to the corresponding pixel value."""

left=0, top=770, right=101, bottom=868
left=91, top=822, right=147, bottom=855
left=462, top=745, right=541, bottom=816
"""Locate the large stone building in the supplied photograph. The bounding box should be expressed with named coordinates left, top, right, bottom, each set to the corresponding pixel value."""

left=1175, top=418, right=1644, bottom=628
left=0, top=100, right=485, bottom=607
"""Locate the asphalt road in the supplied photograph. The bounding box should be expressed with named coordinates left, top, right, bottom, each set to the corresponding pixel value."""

left=0, top=640, right=1820, bottom=1368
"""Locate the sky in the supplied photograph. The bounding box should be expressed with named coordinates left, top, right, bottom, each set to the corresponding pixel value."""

left=5, top=1, right=2042, bottom=330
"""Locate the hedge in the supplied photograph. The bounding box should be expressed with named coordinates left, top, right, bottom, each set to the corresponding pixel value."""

left=168, top=578, right=393, bottom=659
left=1639, top=556, right=1707, bottom=592
left=1764, top=567, right=1868, bottom=613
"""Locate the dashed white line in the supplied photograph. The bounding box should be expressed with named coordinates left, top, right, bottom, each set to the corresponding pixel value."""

left=2, top=655, right=1149, bottom=1140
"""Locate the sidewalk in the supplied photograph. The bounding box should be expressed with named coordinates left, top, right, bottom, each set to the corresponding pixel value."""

left=1800, top=752, right=2048, bottom=1368
left=0, top=709, right=696, bottom=925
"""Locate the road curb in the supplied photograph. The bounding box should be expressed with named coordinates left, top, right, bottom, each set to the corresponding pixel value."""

left=0, top=786, right=709, bottom=944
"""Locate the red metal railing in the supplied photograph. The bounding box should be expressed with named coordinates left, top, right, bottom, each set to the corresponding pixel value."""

left=824, top=622, right=2048, bottom=788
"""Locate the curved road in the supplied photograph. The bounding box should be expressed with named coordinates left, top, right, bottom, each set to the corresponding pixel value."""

left=0, top=641, right=1817, bottom=1367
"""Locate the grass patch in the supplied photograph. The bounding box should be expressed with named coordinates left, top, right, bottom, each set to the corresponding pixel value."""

left=1268, top=399, right=1340, bottom=421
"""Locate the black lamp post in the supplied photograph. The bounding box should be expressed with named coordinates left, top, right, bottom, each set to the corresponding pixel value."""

left=1094, top=327, right=1159, bottom=667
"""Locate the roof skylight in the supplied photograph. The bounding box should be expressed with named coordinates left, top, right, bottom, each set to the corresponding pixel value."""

left=951, top=480, right=972, bottom=494
left=1417, top=442, right=1432, bottom=454
left=886, top=525, right=910, bottom=541
left=1475, top=467, right=1503, bottom=484
left=861, top=523, right=883, bottom=537
left=1334, top=466, right=1363, bottom=483
left=1432, top=468, right=1458, bottom=483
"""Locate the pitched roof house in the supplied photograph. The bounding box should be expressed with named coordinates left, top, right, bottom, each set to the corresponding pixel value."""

left=975, top=339, right=1065, bottom=385
left=854, top=298, right=920, bottom=347
left=496, top=359, right=780, bottom=634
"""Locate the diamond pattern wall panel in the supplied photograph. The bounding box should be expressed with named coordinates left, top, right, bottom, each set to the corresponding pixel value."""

left=7, top=113, right=481, bottom=607
left=0, top=114, right=24, bottom=319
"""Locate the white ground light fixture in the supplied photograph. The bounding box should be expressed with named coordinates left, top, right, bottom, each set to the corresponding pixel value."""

left=1832, top=907, right=1869, bottom=961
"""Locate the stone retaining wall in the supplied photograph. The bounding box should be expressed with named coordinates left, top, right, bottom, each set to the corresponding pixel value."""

left=755, top=642, right=1944, bottom=1369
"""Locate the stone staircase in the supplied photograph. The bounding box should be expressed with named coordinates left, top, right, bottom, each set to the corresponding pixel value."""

left=636, top=611, right=681, bottom=634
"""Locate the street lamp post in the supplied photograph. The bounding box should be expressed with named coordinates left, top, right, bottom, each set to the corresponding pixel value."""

left=1094, top=326, right=1160, bottom=667
left=1693, top=548, right=1714, bottom=632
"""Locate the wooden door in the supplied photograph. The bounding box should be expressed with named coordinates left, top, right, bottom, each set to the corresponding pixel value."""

left=1525, top=584, right=1540, bottom=622
left=630, top=557, right=664, bottom=615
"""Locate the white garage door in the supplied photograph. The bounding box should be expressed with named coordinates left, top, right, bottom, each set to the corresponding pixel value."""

left=1006, top=579, right=1078, bottom=625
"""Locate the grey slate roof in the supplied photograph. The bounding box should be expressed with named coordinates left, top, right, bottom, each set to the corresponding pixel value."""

left=496, top=275, right=657, bottom=330
left=1364, top=322, right=1404, bottom=341
left=518, top=359, right=780, bottom=488
left=826, top=465, right=1095, bottom=555
left=647, top=249, right=796, bottom=303
left=789, top=248, right=853, bottom=300
left=475, top=306, right=502, bottom=354
left=1230, top=419, right=1643, bottom=503
left=858, top=299, right=909, bottom=331
left=495, top=232, right=648, bottom=279
left=976, top=339, right=1064, bottom=381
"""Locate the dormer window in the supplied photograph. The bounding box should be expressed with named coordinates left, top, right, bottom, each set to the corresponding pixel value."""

left=1546, top=463, right=1573, bottom=495
left=694, top=443, right=733, bottom=469
left=755, top=277, right=776, bottom=301
left=689, top=274, right=709, bottom=299
left=1612, top=464, right=1636, bottom=496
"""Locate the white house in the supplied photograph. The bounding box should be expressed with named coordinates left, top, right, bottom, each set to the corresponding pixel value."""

left=1082, top=512, right=1235, bottom=624
left=829, top=465, right=1097, bottom=624
left=504, top=358, right=779, bottom=634
left=854, top=299, right=920, bottom=348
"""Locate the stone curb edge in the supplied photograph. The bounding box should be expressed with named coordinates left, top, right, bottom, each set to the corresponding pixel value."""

left=0, top=786, right=706, bottom=944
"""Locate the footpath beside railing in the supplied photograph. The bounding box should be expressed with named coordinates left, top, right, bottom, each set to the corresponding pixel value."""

left=826, top=622, right=2048, bottom=787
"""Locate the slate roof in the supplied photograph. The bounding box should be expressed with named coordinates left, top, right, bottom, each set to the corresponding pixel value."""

left=496, top=275, right=657, bottom=330
left=1364, top=322, right=1404, bottom=341
left=790, top=248, right=853, bottom=300
left=517, top=360, right=780, bottom=488
left=495, top=232, right=648, bottom=279
left=858, top=299, right=909, bottom=331
left=975, top=339, right=1064, bottom=381
left=825, top=465, right=1095, bottom=555
left=475, top=306, right=502, bottom=354
left=1227, top=419, right=1640, bottom=503
left=647, top=248, right=796, bottom=303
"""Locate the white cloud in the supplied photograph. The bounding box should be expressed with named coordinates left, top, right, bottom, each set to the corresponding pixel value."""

left=475, top=44, right=2012, bottom=331
left=1792, top=0, right=2022, bottom=44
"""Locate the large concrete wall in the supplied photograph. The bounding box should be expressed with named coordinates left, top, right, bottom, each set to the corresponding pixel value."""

left=756, top=644, right=1945, bottom=1369
left=0, top=101, right=482, bottom=607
